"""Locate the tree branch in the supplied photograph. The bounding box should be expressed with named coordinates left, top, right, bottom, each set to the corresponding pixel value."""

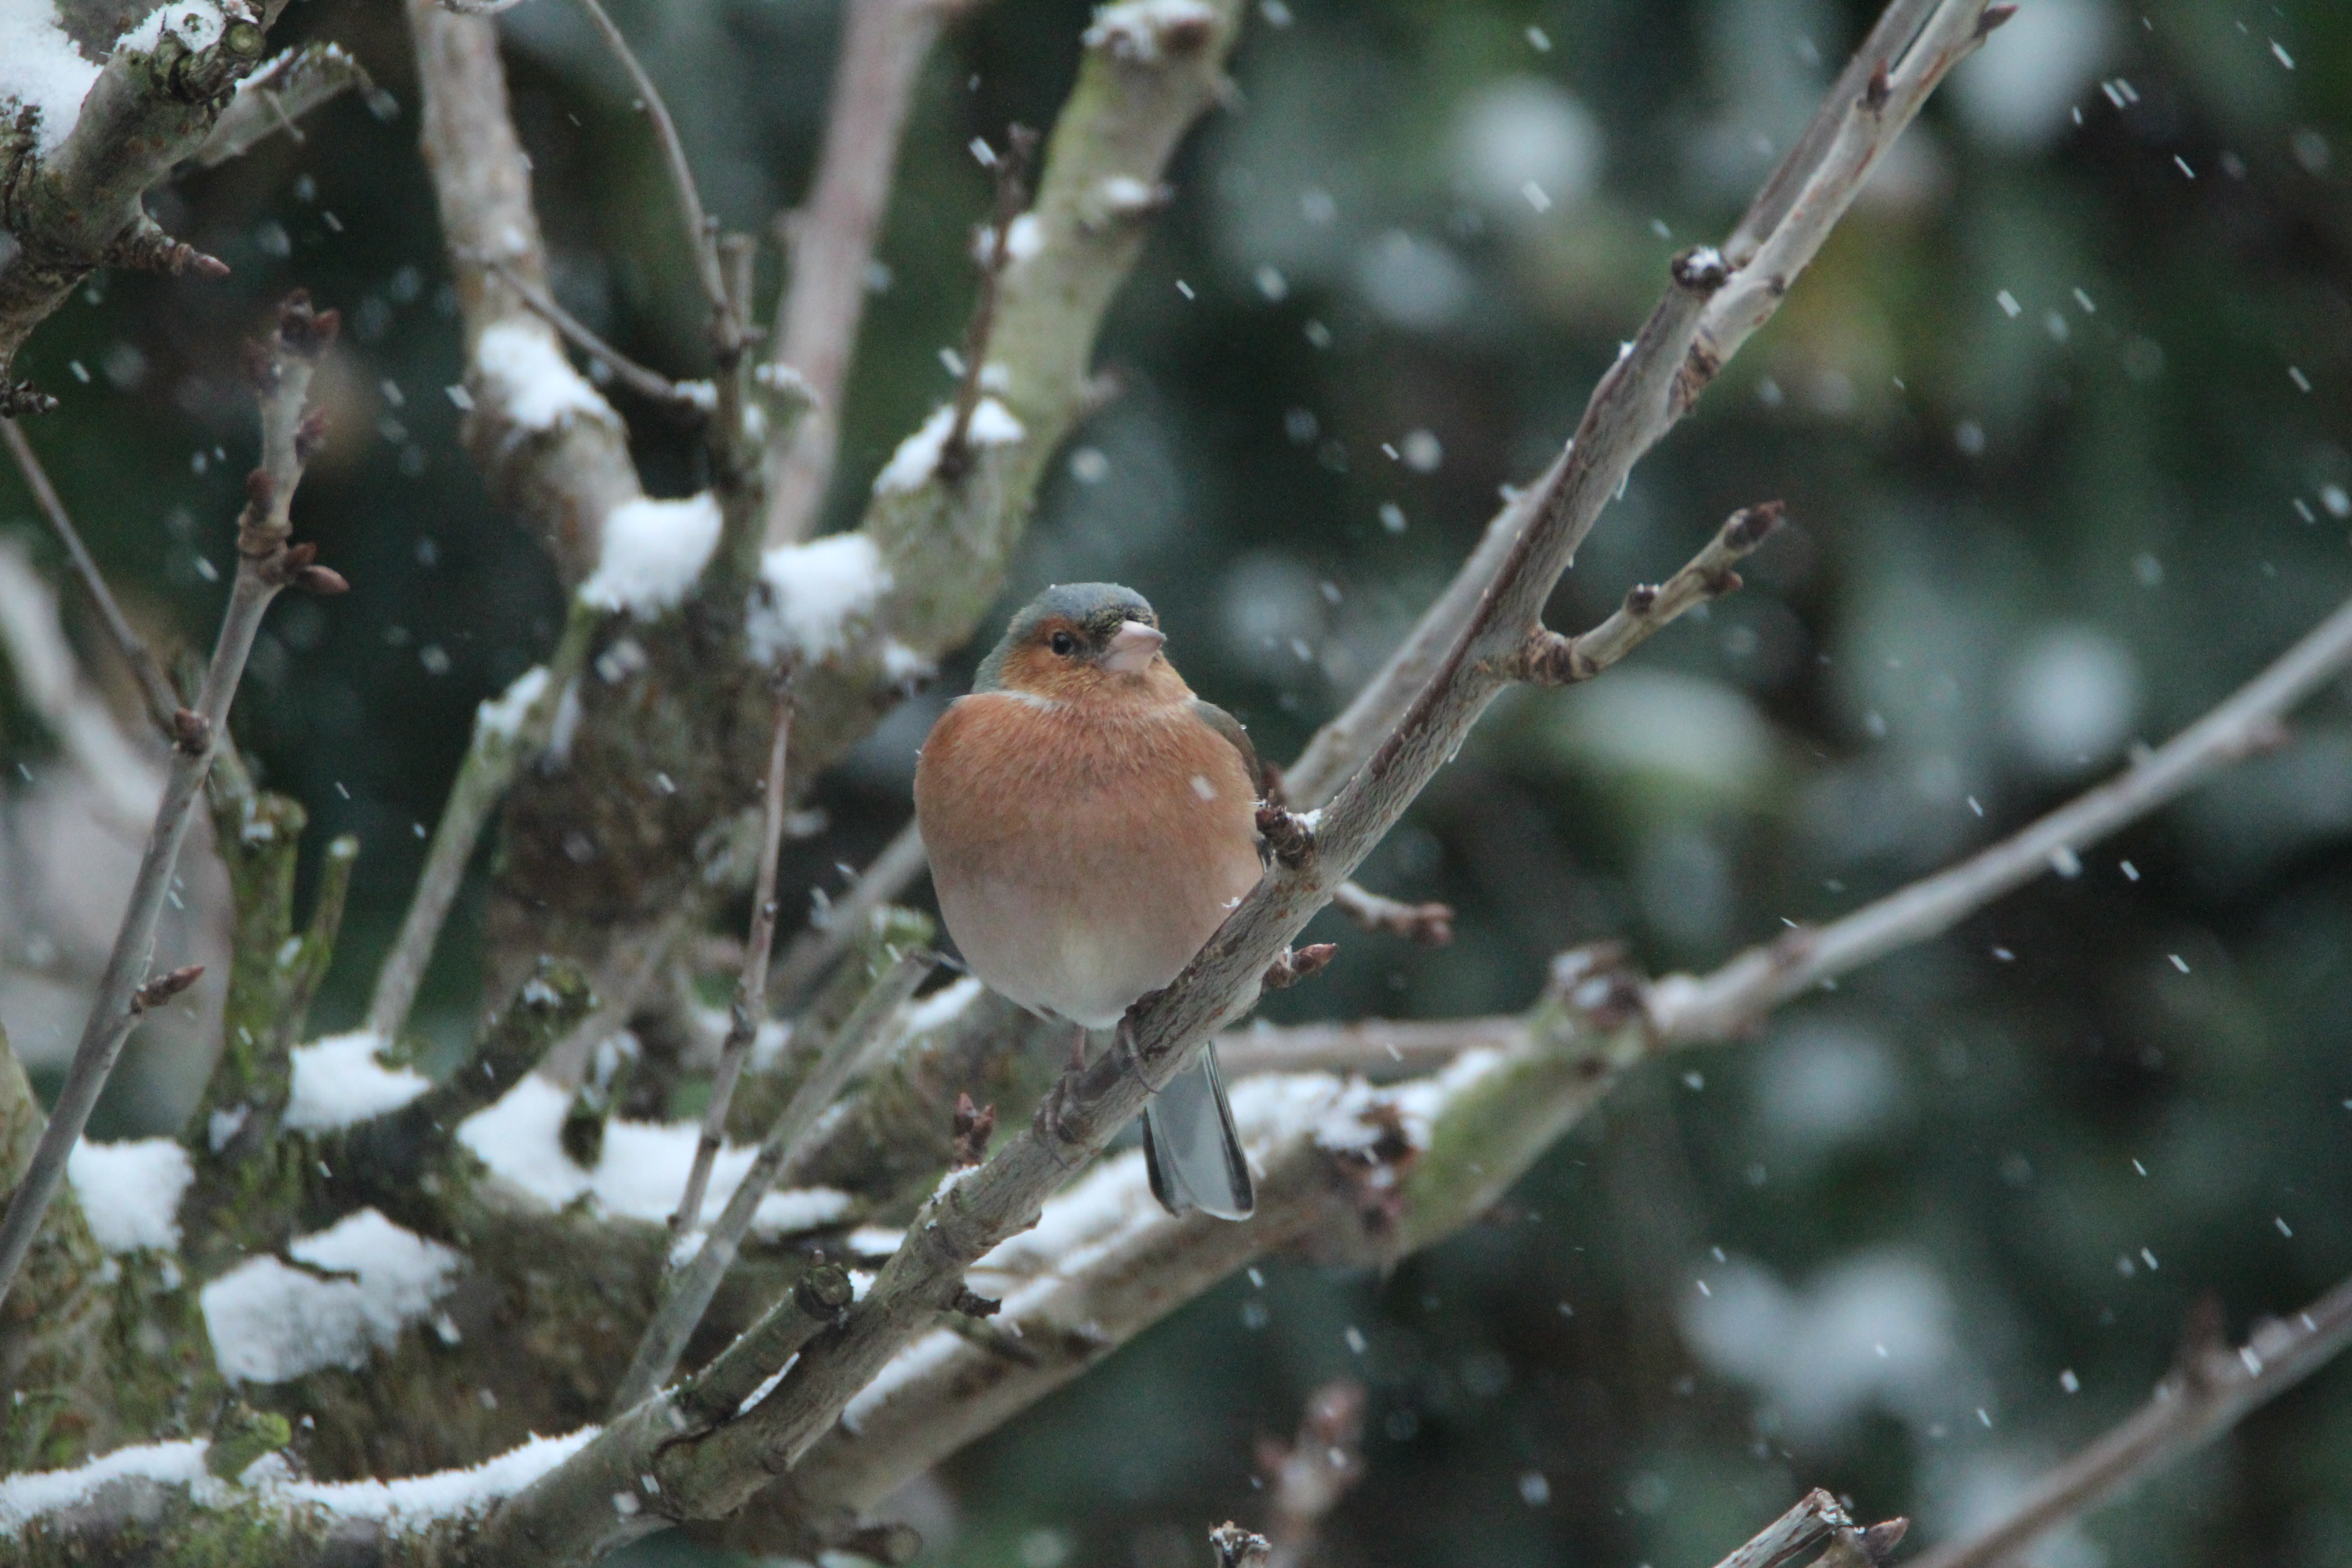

left=609, top=946, right=935, bottom=1413
left=0, top=6, right=267, bottom=412
left=760, top=0, right=964, bottom=547
left=0, top=291, right=340, bottom=1310
left=1648, top=588, right=2352, bottom=1042
left=0, top=416, right=181, bottom=737
left=671, top=675, right=798, bottom=1243
left=1905, top=1274, right=2352, bottom=1568
left=191, top=40, right=396, bottom=167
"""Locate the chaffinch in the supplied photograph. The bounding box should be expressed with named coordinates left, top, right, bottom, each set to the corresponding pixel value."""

left=914, top=583, right=1265, bottom=1219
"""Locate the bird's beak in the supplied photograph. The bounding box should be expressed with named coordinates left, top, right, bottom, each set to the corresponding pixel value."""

left=1102, top=620, right=1166, bottom=674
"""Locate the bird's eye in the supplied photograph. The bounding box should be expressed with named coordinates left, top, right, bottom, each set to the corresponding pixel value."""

left=1049, top=630, right=1078, bottom=657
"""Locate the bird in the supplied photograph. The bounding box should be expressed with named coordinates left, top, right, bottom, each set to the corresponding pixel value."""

left=914, top=583, right=1266, bottom=1220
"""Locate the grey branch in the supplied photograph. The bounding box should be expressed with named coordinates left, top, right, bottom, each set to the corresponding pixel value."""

left=760, top=0, right=965, bottom=547
left=191, top=40, right=395, bottom=167
left=483, top=255, right=713, bottom=412
left=0, top=8, right=268, bottom=411
left=0, top=292, right=337, bottom=1309
left=671, top=677, right=799, bottom=1243
left=566, top=0, right=730, bottom=322
left=769, top=817, right=929, bottom=1007
left=1279, top=2, right=2006, bottom=809
left=1497, top=501, right=1784, bottom=686
left=609, top=946, right=936, bottom=1413
left=1649, top=588, right=2352, bottom=1042
left=1, top=416, right=182, bottom=736
left=1905, top=1272, right=2352, bottom=1568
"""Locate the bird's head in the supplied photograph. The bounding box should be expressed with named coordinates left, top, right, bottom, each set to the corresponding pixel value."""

left=975, top=583, right=1184, bottom=705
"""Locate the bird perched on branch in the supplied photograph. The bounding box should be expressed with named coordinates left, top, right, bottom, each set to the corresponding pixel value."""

left=915, top=583, right=1265, bottom=1219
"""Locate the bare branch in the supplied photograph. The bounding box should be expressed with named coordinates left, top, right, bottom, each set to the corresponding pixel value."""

left=1260, top=1379, right=1365, bottom=1568
left=191, top=40, right=396, bottom=167
left=0, top=10, right=268, bottom=411
left=363, top=607, right=595, bottom=1042
left=610, top=946, right=936, bottom=1413
left=1496, top=502, right=1784, bottom=686
left=937, top=124, right=1040, bottom=483
left=1327, top=881, right=1454, bottom=945
left=1, top=416, right=182, bottom=736
left=672, top=674, right=798, bottom=1243
left=760, top=0, right=963, bottom=547
left=565, top=0, right=730, bottom=324
left=1279, top=0, right=1990, bottom=808
left=0, top=292, right=339, bottom=1309
left=1215, top=1014, right=1517, bottom=1078
left=769, top=818, right=930, bottom=1008
left=1649, top=589, right=2352, bottom=1042
left=482, top=255, right=714, bottom=412
left=1905, top=1273, right=2352, bottom=1568
left=407, top=0, right=638, bottom=588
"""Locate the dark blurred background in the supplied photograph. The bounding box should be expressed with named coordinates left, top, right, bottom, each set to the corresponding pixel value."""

left=5, top=0, right=2352, bottom=1563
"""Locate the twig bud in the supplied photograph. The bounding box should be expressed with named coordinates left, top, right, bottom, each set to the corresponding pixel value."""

left=132, top=964, right=206, bottom=1011
left=950, top=1285, right=1001, bottom=1318
left=1263, top=943, right=1337, bottom=990
left=1864, top=61, right=1892, bottom=110
left=1979, top=4, right=2018, bottom=36
left=294, top=564, right=350, bottom=596
left=294, top=409, right=329, bottom=465
left=171, top=707, right=212, bottom=753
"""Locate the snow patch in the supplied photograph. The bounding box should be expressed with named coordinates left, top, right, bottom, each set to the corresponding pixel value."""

left=0, top=4, right=102, bottom=156
left=282, top=1031, right=431, bottom=1132
left=66, top=1139, right=193, bottom=1254
left=900, top=976, right=985, bottom=1034
left=118, top=0, right=227, bottom=54
left=474, top=321, right=607, bottom=432
left=748, top=532, right=892, bottom=665
left=577, top=493, right=722, bottom=620
left=264, top=1427, right=596, bottom=1525
left=0, top=1441, right=217, bottom=1534
left=1083, top=0, right=1216, bottom=63
left=201, top=1210, right=462, bottom=1384
left=456, top=1076, right=850, bottom=1235
left=870, top=399, right=1026, bottom=495
left=477, top=664, right=550, bottom=741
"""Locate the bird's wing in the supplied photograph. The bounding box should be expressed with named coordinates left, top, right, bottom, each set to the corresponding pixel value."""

left=1190, top=699, right=1274, bottom=801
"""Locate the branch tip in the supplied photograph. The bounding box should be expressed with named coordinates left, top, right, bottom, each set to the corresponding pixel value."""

left=950, top=1091, right=998, bottom=1167
left=132, top=964, right=206, bottom=1012
left=1209, top=1524, right=1271, bottom=1568
left=951, top=1285, right=1002, bottom=1319
left=1263, top=943, right=1338, bottom=990
left=1254, top=801, right=1317, bottom=867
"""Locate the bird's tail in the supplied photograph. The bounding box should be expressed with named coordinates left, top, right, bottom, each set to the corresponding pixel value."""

left=1142, top=1045, right=1254, bottom=1220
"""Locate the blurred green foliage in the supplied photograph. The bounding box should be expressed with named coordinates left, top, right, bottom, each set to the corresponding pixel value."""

left=4, top=0, right=2352, bottom=1563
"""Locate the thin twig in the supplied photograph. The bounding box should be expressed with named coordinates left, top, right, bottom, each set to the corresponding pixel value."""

left=566, top=0, right=731, bottom=323
left=936, top=124, right=1039, bottom=483
left=673, top=673, right=798, bottom=1242
left=761, top=0, right=962, bottom=547
left=1215, top=1014, right=1518, bottom=1078
left=364, top=605, right=596, bottom=1042
left=1, top=419, right=183, bottom=739
left=1327, top=881, right=1454, bottom=945
left=1278, top=3, right=2006, bottom=808
left=1649, top=589, right=2352, bottom=1042
left=0, top=294, right=340, bottom=1309
left=768, top=818, right=929, bottom=1008
left=611, top=946, right=936, bottom=1412
left=1497, top=502, right=1784, bottom=685
left=481, top=256, right=712, bottom=412
left=1260, top=1379, right=1365, bottom=1568
left=1905, top=1273, right=2352, bottom=1568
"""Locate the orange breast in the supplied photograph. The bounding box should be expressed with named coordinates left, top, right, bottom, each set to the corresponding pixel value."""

left=914, top=692, right=1264, bottom=1027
